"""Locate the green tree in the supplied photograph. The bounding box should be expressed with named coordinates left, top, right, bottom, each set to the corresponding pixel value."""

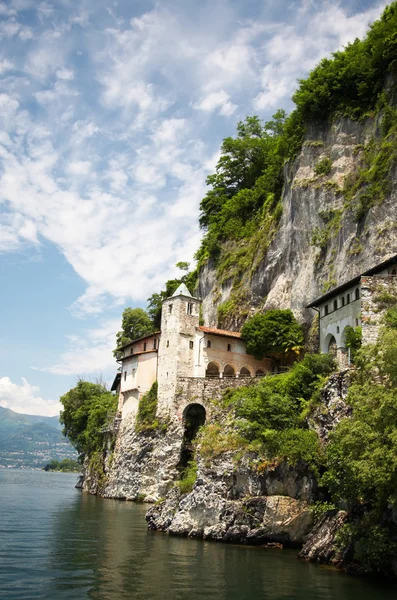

left=241, top=310, right=304, bottom=360
left=60, top=380, right=117, bottom=459
left=344, top=325, right=362, bottom=363
left=113, top=307, right=154, bottom=359
left=293, top=3, right=397, bottom=121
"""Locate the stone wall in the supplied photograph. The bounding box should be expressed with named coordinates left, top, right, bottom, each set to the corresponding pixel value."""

left=361, top=275, right=397, bottom=345
left=173, top=375, right=262, bottom=420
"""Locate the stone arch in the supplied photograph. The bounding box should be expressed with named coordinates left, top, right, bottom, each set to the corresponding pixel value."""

left=223, top=364, right=236, bottom=378
left=256, top=369, right=265, bottom=377
left=205, top=361, right=220, bottom=378
left=239, top=366, right=253, bottom=378
left=179, top=403, right=207, bottom=470
left=326, top=334, right=337, bottom=357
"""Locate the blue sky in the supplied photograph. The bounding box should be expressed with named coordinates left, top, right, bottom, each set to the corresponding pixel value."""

left=0, top=0, right=388, bottom=415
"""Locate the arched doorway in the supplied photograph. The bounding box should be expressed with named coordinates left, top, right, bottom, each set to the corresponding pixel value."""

left=327, top=335, right=337, bottom=357
left=223, top=364, right=236, bottom=378
left=205, top=361, right=220, bottom=378
left=178, top=403, right=206, bottom=470
left=239, top=366, right=252, bottom=378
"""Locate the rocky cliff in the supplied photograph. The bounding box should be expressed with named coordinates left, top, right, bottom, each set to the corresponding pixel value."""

left=144, top=371, right=350, bottom=549
left=198, top=114, right=397, bottom=330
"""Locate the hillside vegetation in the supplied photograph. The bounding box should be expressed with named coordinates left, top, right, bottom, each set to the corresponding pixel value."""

left=196, top=2, right=397, bottom=325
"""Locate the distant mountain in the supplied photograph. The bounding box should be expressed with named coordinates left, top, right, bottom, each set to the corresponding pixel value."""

left=0, top=405, right=62, bottom=439
left=0, top=406, right=77, bottom=469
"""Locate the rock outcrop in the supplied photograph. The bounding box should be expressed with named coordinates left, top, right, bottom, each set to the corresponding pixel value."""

left=83, top=413, right=184, bottom=501
left=299, top=510, right=350, bottom=565
left=146, top=452, right=316, bottom=547
left=198, top=116, right=397, bottom=329
left=308, top=370, right=351, bottom=441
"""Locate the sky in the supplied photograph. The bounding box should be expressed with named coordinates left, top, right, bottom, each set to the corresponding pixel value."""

left=0, top=0, right=389, bottom=416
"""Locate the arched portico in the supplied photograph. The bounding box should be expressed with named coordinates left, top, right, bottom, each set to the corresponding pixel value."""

left=205, top=361, right=220, bottom=378
left=239, top=366, right=253, bottom=378
left=223, top=364, right=236, bottom=378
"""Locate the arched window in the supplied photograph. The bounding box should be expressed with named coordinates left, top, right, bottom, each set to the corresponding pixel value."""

left=333, top=300, right=338, bottom=311
left=337, top=326, right=340, bottom=334
left=223, top=364, right=236, bottom=378
left=346, top=294, right=350, bottom=304
left=355, top=288, right=360, bottom=300
left=205, top=362, right=220, bottom=378
left=324, top=305, right=329, bottom=316
left=341, top=297, right=345, bottom=307
left=207, top=340, right=211, bottom=348
left=256, top=369, right=265, bottom=377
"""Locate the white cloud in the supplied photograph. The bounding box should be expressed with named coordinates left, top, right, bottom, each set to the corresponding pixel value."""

left=39, top=319, right=120, bottom=376
left=67, top=160, right=92, bottom=176
left=193, top=90, right=237, bottom=116
left=0, top=0, right=389, bottom=321
left=253, top=1, right=388, bottom=111
left=0, top=58, right=13, bottom=73
left=0, top=377, right=61, bottom=416
left=56, top=67, right=74, bottom=80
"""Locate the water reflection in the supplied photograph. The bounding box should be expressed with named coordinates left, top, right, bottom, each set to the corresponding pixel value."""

left=1, top=470, right=396, bottom=600
left=48, top=488, right=397, bottom=600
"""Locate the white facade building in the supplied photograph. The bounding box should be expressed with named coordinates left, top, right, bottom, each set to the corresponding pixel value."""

left=114, top=284, right=273, bottom=420
left=307, top=255, right=397, bottom=365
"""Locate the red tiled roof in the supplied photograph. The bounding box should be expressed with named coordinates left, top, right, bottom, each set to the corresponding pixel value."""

left=198, top=326, right=241, bottom=339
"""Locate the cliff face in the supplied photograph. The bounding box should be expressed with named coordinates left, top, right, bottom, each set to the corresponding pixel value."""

left=145, top=371, right=350, bottom=549
left=198, top=115, right=397, bottom=329
left=82, top=413, right=184, bottom=501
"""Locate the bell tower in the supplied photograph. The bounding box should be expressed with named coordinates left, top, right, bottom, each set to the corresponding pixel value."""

left=157, top=284, right=201, bottom=417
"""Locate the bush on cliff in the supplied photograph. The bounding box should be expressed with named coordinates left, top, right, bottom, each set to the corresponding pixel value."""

left=135, top=382, right=162, bottom=432
left=60, top=380, right=117, bottom=459
left=199, top=354, right=335, bottom=469
left=322, top=328, right=397, bottom=574
left=241, top=309, right=304, bottom=360
left=293, top=2, right=397, bottom=121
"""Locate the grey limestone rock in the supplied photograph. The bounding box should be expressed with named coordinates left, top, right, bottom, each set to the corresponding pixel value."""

left=146, top=451, right=317, bottom=546
left=299, top=510, right=350, bottom=565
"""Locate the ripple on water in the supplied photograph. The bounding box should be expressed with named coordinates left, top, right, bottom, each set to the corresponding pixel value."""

left=1, top=470, right=396, bottom=600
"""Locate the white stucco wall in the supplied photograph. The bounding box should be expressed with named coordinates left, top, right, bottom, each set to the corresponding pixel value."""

left=193, top=332, right=273, bottom=377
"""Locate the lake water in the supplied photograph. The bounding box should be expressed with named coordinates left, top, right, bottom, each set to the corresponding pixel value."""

left=0, top=470, right=396, bottom=599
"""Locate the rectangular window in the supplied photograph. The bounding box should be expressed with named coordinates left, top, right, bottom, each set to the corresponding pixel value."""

left=130, top=348, right=134, bottom=354
left=143, top=342, right=147, bottom=351
left=169, top=304, right=173, bottom=314
left=153, top=339, right=157, bottom=349
left=187, top=302, right=193, bottom=315
left=166, top=340, right=169, bottom=348
left=227, top=343, right=231, bottom=351
left=124, top=371, right=127, bottom=381
left=132, top=369, right=136, bottom=377
left=189, top=341, right=194, bottom=349
left=207, top=340, right=211, bottom=348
